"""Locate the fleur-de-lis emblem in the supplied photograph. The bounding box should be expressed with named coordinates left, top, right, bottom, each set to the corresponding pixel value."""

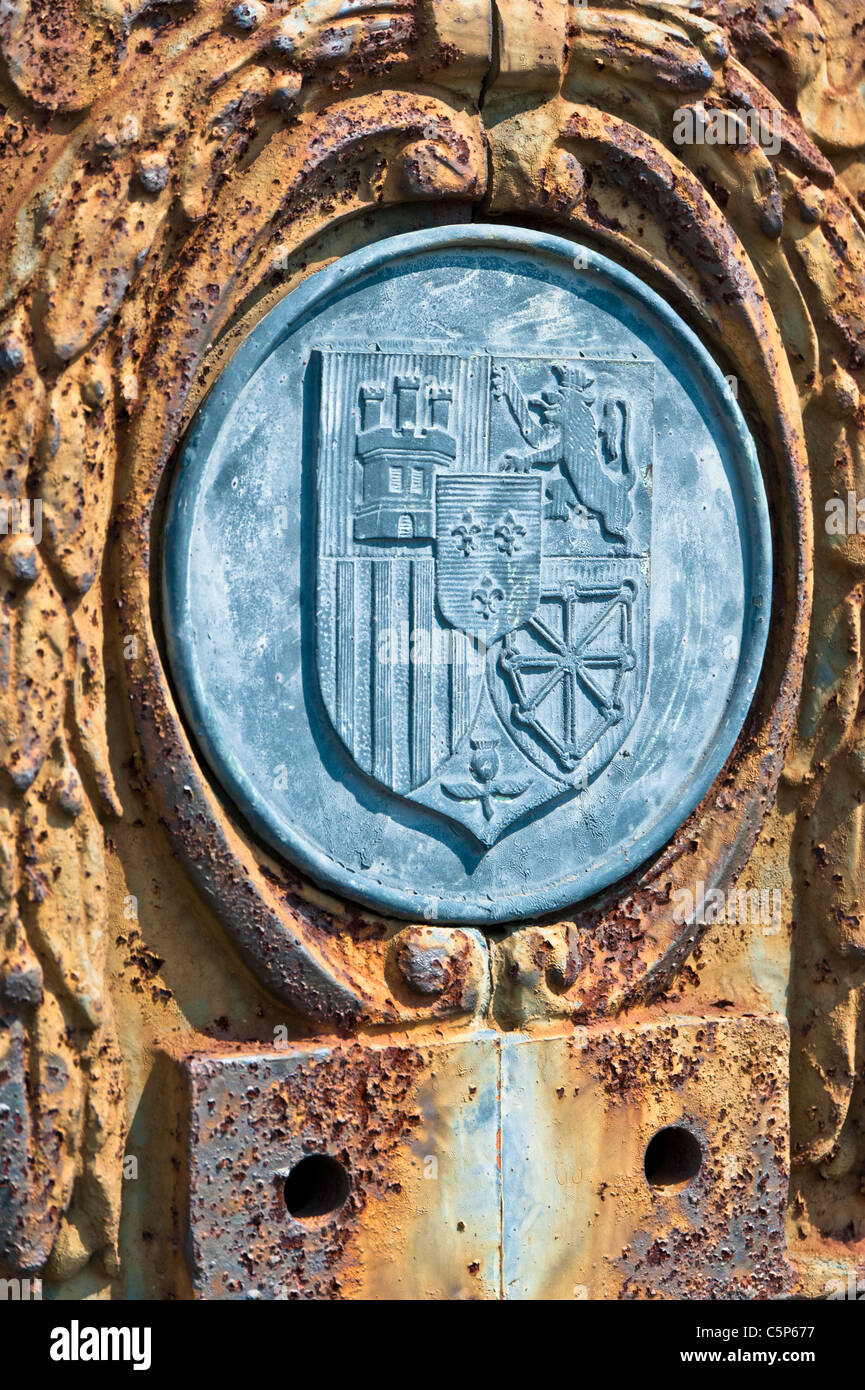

left=471, top=573, right=504, bottom=619
left=451, top=510, right=482, bottom=556
left=494, top=510, right=527, bottom=555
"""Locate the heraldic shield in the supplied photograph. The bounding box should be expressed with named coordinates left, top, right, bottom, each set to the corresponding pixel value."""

left=314, top=347, right=652, bottom=847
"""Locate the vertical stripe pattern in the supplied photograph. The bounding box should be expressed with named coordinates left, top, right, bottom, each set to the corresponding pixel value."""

left=335, top=559, right=355, bottom=746
left=372, top=558, right=393, bottom=785
left=410, top=558, right=433, bottom=785
left=450, top=630, right=470, bottom=753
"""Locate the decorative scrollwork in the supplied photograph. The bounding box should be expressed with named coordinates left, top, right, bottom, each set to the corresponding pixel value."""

left=0, top=0, right=863, bottom=1287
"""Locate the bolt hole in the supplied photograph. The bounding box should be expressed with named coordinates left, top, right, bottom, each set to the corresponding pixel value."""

left=643, top=1126, right=703, bottom=1187
left=283, top=1154, right=350, bottom=1220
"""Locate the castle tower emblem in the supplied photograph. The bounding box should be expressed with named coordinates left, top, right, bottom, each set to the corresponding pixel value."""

left=353, top=376, right=456, bottom=541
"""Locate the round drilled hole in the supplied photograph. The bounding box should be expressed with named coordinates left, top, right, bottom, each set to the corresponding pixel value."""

left=283, top=1154, right=350, bottom=1219
left=644, top=1126, right=703, bottom=1187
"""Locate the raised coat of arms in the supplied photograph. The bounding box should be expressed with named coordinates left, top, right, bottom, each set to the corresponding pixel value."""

left=314, top=348, right=652, bottom=846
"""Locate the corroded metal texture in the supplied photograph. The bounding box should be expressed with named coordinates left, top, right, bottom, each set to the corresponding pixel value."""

left=0, top=0, right=862, bottom=1297
left=180, top=1034, right=502, bottom=1299
left=179, top=1015, right=791, bottom=1300
left=500, top=1015, right=792, bottom=1299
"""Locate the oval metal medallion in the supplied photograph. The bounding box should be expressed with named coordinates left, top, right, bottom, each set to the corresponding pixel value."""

left=162, top=226, right=771, bottom=925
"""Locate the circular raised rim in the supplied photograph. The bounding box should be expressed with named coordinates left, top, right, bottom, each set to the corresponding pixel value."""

left=162, top=223, right=772, bottom=925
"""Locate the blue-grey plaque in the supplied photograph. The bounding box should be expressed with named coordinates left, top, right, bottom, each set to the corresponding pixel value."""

left=163, top=226, right=771, bottom=924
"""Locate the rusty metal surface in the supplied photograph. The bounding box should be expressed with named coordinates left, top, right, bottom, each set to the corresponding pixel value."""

left=178, top=1013, right=790, bottom=1300
left=501, top=1015, right=791, bottom=1299
left=180, top=1034, right=502, bottom=1299
left=0, top=0, right=862, bottom=1297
